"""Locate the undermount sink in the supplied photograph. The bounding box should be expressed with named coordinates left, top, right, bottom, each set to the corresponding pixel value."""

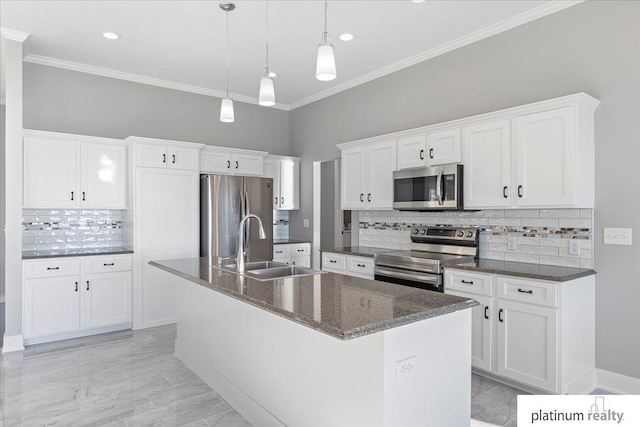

left=222, top=261, right=288, bottom=272
left=222, top=262, right=322, bottom=281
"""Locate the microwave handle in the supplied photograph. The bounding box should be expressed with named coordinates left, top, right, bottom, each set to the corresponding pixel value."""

left=436, top=170, right=444, bottom=205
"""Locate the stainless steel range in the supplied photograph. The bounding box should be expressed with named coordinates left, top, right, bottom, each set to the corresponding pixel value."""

left=374, top=226, right=479, bottom=292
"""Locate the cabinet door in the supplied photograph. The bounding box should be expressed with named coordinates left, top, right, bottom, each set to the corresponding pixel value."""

left=365, top=140, right=396, bottom=210
left=80, top=142, right=127, bottom=208
left=232, top=153, right=264, bottom=176
left=497, top=299, right=558, bottom=392
left=24, top=276, right=81, bottom=338
left=426, top=128, right=461, bottom=166
left=447, top=290, right=494, bottom=371
left=463, top=120, right=511, bottom=208
left=23, top=137, right=78, bottom=208
left=136, top=143, right=168, bottom=168
left=200, top=149, right=232, bottom=173
left=168, top=147, right=199, bottom=171
left=396, top=135, right=426, bottom=170
left=341, top=146, right=366, bottom=209
left=515, top=107, right=576, bottom=207
left=83, top=272, right=132, bottom=329
left=278, top=159, right=300, bottom=210
left=291, top=256, right=310, bottom=267
left=263, top=159, right=280, bottom=209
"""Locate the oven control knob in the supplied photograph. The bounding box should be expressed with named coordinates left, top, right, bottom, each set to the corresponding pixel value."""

left=420, top=229, right=427, bottom=235
left=466, top=231, right=474, bottom=238
left=457, top=230, right=464, bottom=237
left=413, top=229, right=419, bottom=235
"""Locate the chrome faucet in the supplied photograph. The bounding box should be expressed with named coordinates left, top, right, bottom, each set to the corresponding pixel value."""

left=236, top=214, right=267, bottom=272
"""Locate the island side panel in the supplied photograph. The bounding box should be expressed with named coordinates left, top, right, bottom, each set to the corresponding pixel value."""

left=382, top=308, right=472, bottom=426
left=173, top=274, right=386, bottom=427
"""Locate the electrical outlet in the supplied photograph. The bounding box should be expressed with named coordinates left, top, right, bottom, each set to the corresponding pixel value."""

left=507, top=236, right=517, bottom=251
left=303, top=219, right=310, bottom=228
left=604, top=228, right=632, bottom=245
left=568, top=240, right=581, bottom=255
left=396, top=356, right=416, bottom=380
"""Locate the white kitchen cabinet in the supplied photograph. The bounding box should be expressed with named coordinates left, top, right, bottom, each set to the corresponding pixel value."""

left=264, top=155, right=300, bottom=210
left=200, top=146, right=266, bottom=176
left=463, top=120, right=511, bottom=208
left=445, top=268, right=595, bottom=394
left=396, top=134, right=426, bottom=170
left=426, top=128, right=462, bottom=165
left=321, top=251, right=375, bottom=280
left=23, top=130, right=127, bottom=209
left=23, top=254, right=133, bottom=344
left=339, top=139, right=396, bottom=210
left=133, top=138, right=201, bottom=171
left=273, top=243, right=310, bottom=267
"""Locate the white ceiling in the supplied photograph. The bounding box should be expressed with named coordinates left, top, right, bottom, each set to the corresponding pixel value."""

left=1, top=0, right=580, bottom=110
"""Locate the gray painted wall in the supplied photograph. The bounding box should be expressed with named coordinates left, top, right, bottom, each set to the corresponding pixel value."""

left=23, top=63, right=290, bottom=154
left=289, top=1, right=640, bottom=380
left=1, top=103, right=5, bottom=302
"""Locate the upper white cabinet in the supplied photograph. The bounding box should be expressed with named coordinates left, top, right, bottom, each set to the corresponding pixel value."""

left=200, top=146, right=267, bottom=176
left=23, top=130, right=127, bottom=209
left=396, top=129, right=461, bottom=170
left=132, top=137, right=201, bottom=171
left=264, top=155, right=300, bottom=210
left=339, top=139, right=396, bottom=210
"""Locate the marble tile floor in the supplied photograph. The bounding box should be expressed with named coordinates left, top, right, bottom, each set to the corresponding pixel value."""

left=0, top=325, right=605, bottom=427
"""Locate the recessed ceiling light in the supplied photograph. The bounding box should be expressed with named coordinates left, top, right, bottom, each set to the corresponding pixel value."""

left=102, top=32, right=120, bottom=40
left=268, top=71, right=277, bottom=78
left=339, top=33, right=354, bottom=41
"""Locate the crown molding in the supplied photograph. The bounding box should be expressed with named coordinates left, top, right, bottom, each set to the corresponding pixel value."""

left=288, top=0, right=583, bottom=110
left=0, top=27, right=30, bottom=42
left=23, top=54, right=291, bottom=111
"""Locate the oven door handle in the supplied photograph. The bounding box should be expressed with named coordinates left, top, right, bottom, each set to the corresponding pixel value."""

left=374, top=260, right=439, bottom=274
left=436, top=170, right=444, bottom=205
left=374, top=266, right=440, bottom=285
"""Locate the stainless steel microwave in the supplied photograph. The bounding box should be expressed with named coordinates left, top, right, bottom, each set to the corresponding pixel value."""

left=392, top=164, right=463, bottom=211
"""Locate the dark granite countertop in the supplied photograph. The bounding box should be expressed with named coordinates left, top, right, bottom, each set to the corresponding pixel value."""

left=321, top=246, right=394, bottom=258
left=150, top=257, right=477, bottom=341
left=22, top=247, right=134, bottom=260
left=273, top=239, right=312, bottom=245
left=446, top=259, right=596, bottom=282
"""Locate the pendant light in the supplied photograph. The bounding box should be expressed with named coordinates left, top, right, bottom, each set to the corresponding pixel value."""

left=258, top=0, right=276, bottom=106
left=316, top=1, right=336, bottom=81
left=220, top=1, right=235, bottom=123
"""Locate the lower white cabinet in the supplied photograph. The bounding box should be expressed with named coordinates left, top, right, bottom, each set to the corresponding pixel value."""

left=321, top=251, right=375, bottom=280
left=23, top=254, right=133, bottom=344
left=273, top=243, right=310, bottom=267
left=445, top=268, right=595, bottom=394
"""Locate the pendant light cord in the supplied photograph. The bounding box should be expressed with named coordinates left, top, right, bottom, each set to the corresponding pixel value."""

left=266, top=0, right=269, bottom=70
left=225, top=8, right=230, bottom=98
left=324, top=1, right=328, bottom=35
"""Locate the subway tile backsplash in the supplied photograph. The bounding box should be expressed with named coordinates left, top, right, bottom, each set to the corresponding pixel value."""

left=22, top=209, right=125, bottom=251
left=273, top=210, right=289, bottom=240
left=359, top=209, right=594, bottom=269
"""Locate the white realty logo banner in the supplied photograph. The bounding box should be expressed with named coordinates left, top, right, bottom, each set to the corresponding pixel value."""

left=518, top=395, right=640, bottom=426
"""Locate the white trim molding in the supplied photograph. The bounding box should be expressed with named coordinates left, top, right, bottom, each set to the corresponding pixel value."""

left=0, top=28, right=30, bottom=42
left=23, top=54, right=291, bottom=112
left=1, top=333, right=25, bottom=353
left=597, top=369, right=640, bottom=395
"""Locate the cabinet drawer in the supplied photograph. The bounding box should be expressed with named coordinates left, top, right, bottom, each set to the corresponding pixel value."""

left=446, top=270, right=495, bottom=296
left=83, top=255, right=133, bottom=274
left=497, top=277, right=558, bottom=308
left=291, top=256, right=310, bottom=268
left=273, top=245, right=291, bottom=258
left=322, top=252, right=346, bottom=272
left=346, top=256, right=374, bottom=278
left=291, top=243, right=310, bottom=256
left=24, top=258, right=80, bottom=279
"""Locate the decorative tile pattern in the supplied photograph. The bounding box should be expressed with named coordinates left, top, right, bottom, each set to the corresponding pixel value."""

left=22, top=209, right=124, bottom=251
left=359, top=209, right=593, bottom=268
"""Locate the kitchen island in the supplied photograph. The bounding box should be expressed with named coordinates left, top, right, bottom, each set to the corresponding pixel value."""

left=151, top=257, right=478, bottom=426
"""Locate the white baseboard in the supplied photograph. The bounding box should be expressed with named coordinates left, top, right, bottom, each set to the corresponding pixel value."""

left=566, top=368, right=597, bottom=394
left=175, top=339, right=284, bottom=427
left=133, top=318, right=177, bottom=330
left=23, top=323, right=132, bottom=346
left=1, top=333, right=25, bottom=353
left=596, top=368, right=640, bottom=395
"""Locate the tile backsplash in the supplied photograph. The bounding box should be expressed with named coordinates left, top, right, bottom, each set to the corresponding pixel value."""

left=22, top=209, right=125, bottom=251
left=273, top=210, right=289, bottom=240
left=359, top=209, right=593, bottom=269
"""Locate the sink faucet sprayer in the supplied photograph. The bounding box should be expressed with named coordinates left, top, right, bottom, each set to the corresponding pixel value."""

left=236, top=214, right=267, bottom=272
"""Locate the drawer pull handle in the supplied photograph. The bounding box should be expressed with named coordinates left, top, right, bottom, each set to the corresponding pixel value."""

left=484, top=306, right=489, bottom=320
left=172, top=154, right=176, bottom=164
left=419, top=149, right=424, bottom=160
left=82, top=191, right=86, bottom=201
left=227, top=160, right=231, bottom=169
left=518, top=185, right=523, bottom=198
left=71, top=191, right=74, bottom=201
left=103, top=263, right=115, bottom=266
left=86, top=280, right=90, bottom=291
left=356, top=263, right=366, bottom=268
left=162, top=154, right=166, bottom=163
left=360, top=193, right=364, bottom=202
left=503, top=186, right=508, bottom=198
left=276, top=251, right=283, bottom=254
left=297, top=249, right=305, bottom=252
left=235, top=161, right=239, bottom=169
left=329, top=260, right=337, bottom=263
left=75, top=281, right=78, bottom=292
left=517, top=288, right=533, bottom=294
left=47, top=267, right=60, bottom=270
left=498, top=308, right=504, bottom=323
left=429, top=148, right=434, bottom=159
left=367, top=193, right=371, bottom=202
left=461, top=279, right=474, bottom=285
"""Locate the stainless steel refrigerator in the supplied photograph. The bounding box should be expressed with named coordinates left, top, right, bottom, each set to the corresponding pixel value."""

left=200, top=174, right=273, bottom=265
